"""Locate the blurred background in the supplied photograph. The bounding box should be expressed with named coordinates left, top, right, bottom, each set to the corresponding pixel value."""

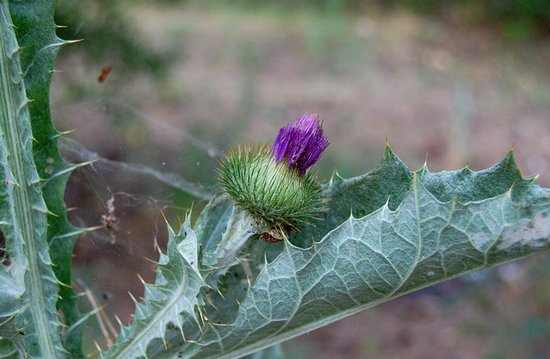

left=51, top=1, right=550, bottom=358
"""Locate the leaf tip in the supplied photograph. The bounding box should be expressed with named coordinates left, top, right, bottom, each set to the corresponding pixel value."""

left=383, top=140, right=394, bottom=159
left=127, top=291, right=139, bottom=305
left=58, top=39, right=83, bottom=47
left=529, top=174, right=540, bottom=184
left=329, top=170, right=344, bottom=184
left=114, top=314, right=123, bottom=327
left=10, top=46, right=22, bottom=56
left=418, top=161, right=429, bottom=176
left=51, top=128, right=76, bottom=139
left=136, top=273, right=147, bottom=285
left=503, top=148, right=520, bottom=170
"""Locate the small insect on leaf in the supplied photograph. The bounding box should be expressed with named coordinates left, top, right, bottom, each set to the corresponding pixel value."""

left=98, top=65, right=113, bottom=83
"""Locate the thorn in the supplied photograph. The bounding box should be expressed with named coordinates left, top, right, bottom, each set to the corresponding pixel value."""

left=17, top=98, right=34, bottom=114
left=153, top=237, right=160, bottom=253
left=42, top=161, right=95, bottom=186
left=160, top=210, right=171, bottom=229
left=75, top=278, right=117, bottom=343
left=51, top=129, right=76, bottom=139
left=143, top=256, right=159, bottom=265
left=57, top=39, right=83, bottom=47
left=423, top=151, right=429, bottom=168
left=30, top=178, right=45, bottom=185
left=74, top=291, right=87, bottom=298
left=198, top=308, right=206, bottom=326
left=206, top=296, right=219, bottom=311
left=215, top=287, right=225, bottom=299
left=384, top=140, right=394, bottom=159
left=174, top=315, right=183, bottom=330
left=50, top=226, right=103, bottom=241
left=136, top=273, right=146, bottom=285
left=128, top=291, right=139, bottom=305
left=114, top=315, right=123, bottom=328
left=57, top=279, right=71, bottom=289
left=33, top=205, right=57, bottom=217
left=10, top=46, right=22, bottom=56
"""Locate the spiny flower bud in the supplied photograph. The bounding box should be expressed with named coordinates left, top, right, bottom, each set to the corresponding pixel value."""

left=217, top=113, right=329, bottom=241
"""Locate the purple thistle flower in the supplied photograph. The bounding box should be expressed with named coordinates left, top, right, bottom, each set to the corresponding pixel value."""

left=271, top=112, right=329, bottom=176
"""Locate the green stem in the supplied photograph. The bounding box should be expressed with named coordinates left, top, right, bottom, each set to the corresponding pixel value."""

left=205, top=206, right=257, bottom=270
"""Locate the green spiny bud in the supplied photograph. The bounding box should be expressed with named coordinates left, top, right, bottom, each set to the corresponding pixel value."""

left=218, top=113, right=329, bottom=242
left=217, top=145, right=323, bottom=239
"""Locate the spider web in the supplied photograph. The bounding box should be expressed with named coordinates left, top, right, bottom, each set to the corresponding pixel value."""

left=55, top=96, right=222, bottom=350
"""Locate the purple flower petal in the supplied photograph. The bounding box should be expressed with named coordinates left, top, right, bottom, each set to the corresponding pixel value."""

left=271, top=113, right=329, bottom=175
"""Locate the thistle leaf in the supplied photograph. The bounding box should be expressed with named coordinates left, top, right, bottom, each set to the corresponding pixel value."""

left=0, top=1, right=66, bottom=357
left=7, top=0, right=88, bottom=355
left=102, top=217, right=206, bottom=359
left=140, top=148, right=549, bottom=359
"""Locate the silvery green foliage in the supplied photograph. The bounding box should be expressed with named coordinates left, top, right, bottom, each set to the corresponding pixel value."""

left=103, top=147, right=550, bottom=359
left=0, top=1, right=85, bottom=357
left=102, top=217, right=205, bottom=358
left=0, top=1, right=64, bottom=357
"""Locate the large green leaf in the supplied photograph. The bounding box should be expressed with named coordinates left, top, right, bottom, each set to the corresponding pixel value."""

left=0, top=1, right=66, bottom=357
left=122, top=147, right=549, bottom=359
left=8, top=0, right=88, bottom=356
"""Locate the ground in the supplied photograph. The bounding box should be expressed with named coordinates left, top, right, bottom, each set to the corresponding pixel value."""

left=51, top=3, right=550, bottom=358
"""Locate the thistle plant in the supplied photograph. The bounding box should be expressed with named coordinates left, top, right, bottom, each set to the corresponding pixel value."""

left=1, top=2, right=549, bottom=359
left=217, top=113, right=329, bottom=242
